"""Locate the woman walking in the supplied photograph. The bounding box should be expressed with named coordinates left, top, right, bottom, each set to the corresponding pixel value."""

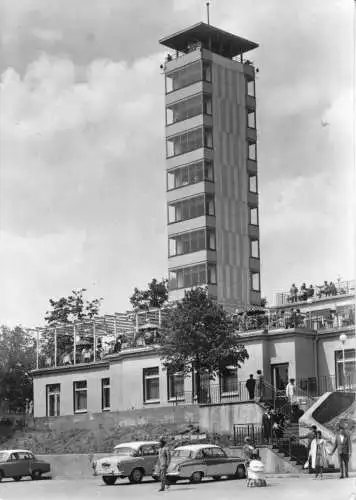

left=309, top=430, right=328, bottom=478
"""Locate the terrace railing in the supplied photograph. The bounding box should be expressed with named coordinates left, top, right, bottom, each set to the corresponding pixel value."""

left=275, top=279, right=355, bottom=307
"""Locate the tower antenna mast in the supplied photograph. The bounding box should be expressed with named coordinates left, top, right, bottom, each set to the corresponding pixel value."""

left=206, top=2, right=210, bottom=25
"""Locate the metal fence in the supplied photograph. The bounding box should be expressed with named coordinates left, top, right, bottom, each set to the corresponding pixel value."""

left=275, top=279, right=355, bottom=307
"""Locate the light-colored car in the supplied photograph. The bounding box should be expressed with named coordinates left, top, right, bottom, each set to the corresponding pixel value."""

left=165, top=444, right=246, bottom=483
left=94, top=441, right=160, bottom=485
left=0, top=449, right=51, bottom=482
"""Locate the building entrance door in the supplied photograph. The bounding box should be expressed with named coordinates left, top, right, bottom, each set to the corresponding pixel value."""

left=271, top=363, right=289, bottom=395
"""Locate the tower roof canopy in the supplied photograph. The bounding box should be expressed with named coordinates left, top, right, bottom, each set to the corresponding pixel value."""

left=159, top=22, right=258, bottom=58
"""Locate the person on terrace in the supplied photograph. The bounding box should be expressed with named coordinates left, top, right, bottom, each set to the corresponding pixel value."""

left=307, top=284, right=315, bottom=299
left=299, top=283, right=308, bottom=301
left=329, top=281, right=337, bottom=296
left=289, top=284, right=298, bottom=303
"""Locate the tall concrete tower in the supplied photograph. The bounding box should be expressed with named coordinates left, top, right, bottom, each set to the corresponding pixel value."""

left=159, top=22, right=260, bottom=312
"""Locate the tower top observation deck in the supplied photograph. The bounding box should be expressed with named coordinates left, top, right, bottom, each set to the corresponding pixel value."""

left=159, top=22, right=258, bottom=60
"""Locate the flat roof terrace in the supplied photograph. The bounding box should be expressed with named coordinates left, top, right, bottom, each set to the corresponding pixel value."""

left=159, top=22, right=258, bottom=59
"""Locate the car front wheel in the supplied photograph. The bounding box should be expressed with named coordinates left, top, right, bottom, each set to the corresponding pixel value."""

left=13, top=476, right=22, bottom=481
left=0, top=470, right=3, bottom=482
left=129, top=468, right=144, bottom=484
left=190, top=471, right=203, bottom=483
left=102, top=476, right=117, bottom=485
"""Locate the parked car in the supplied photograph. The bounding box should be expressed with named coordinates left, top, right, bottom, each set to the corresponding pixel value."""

left=164, top=444, right=246, bottom=483
left=94, top=441, right=160, bottom=485
left=0, top=449, right=51, bottom=482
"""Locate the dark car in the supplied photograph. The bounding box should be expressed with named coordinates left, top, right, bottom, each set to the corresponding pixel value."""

left=0, top=449, right=51, bottom=482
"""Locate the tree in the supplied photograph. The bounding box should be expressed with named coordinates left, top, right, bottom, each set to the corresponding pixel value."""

left=0, top=326, right=35, bottom=412
left=45, top=288, right=103, bottom=324
left=130, top=278, right=168, bottom=311
left=158, top=288, right=249, bottom=402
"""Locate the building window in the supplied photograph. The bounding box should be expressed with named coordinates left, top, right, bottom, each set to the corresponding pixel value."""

left=167, top=160, right=214, bottom=191
left=249, top=207, right=258, bottom=226
left=335, top=349, right=356, bottom=389
left=248, top=142, right=257, bottom=161
left=166, top=127, right=213, bottom=158
left=246, top=78, right=255, bottom=97
left=167, top=371, right=185, bottom=400
left=249, top=175, right=257, bottom=193
left=247, top=109, right=256, bottom=129
left=169, top=262, right=216, bottom=290
left=143, top=367, right=160, bottom=403
left=46, top=384, right=60, bottom=417
left=168, top=228, right=216, bottom=257
left=166, top=94, right=212, bottom=125
left=165, top=61, right=211, bottom=94
left=101, top=378, right=110, bottom=411
left=250, top=239, right=259, bottom=258
left=73, top=380, right=87, bottom=413
left=251, top=272, right=260, bottom=291
left=192, top=369, right=210, bottom=401
left=221, top=366, right=238, bottom=394
left=168, top=194, right=215, bottom=224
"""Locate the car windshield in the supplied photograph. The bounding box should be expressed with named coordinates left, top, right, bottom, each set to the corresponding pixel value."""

left=114, top=447, right=136, bottom=457
left=171, top=449, right=193, bottom=458
left=0, top=452, right=9, bottom=461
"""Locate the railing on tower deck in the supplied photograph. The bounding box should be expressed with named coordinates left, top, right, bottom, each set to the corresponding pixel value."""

left=233, top=304, right=355, bottom=333
left=275, top=279, right=355, bottom=307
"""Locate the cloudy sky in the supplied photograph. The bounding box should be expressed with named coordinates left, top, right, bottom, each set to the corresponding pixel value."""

left=0, top=0, right=354, bottom=327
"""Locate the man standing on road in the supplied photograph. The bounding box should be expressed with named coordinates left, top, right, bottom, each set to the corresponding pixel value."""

left=329, top=426, right=352, bottom=479
left=158, top=436, right=171, bottom=492
left=246, top=374, right=256, bottom=400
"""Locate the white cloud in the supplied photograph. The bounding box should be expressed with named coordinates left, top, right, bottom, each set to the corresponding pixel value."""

left=32, top=28, right=62, bottom=43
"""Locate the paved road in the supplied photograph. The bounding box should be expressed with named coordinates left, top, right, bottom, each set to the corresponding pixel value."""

left=0, top=475, right=354, bottom=500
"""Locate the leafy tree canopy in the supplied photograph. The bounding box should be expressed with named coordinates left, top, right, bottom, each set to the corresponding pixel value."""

left=130, top=278, right=168, bottom=311
left=158, top=287, right=249, bottom=381
left=45, top=288, right=103, bottom=324
left=0, top=326, right=35, bottom=412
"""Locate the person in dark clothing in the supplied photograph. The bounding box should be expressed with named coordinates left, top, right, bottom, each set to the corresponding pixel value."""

left=329, top=427, right=352, bottom=478
left=262, top=408, right=273, bottom=444
left=246, top=374, right=256, bottom=400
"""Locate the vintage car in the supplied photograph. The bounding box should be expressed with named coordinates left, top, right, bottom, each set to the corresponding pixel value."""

left=0, top=449, right=51, bottom=482
left=94, top=441, right=160, bottom=485
left=165, top=444, right=246, bottom=483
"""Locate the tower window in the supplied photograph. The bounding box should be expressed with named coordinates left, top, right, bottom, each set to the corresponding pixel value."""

left=166, top=94, right=212, bottom=125
left=249, top=175, right=257, bottom=193
left=168, top=194, right=215, bottom=224
left=249, top=207, right=259, bottom=226
left=246, top=78, right=255, bottom=97
left=251, top=273, right=260, bottom=291
left=168, top=228, right=216, bottom=257
left=168, top=263, right=216, bottom=290
left=247, top=110, right=256, bottom=129
left=167, top=160, right=214, bottom=191
left=250, top=239, right=259, bottom=258
left=166, top=127, right=213, bottom=158
left=165, top=61, right=212, bottom=94
left=248, top=142, right=257, bottom=161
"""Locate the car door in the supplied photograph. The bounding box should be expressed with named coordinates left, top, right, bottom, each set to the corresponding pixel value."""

left=203, top=447, right=230, bottom=477
left=16, top=452, right=31, bottom=476
left=140, top=445, right=158, bottom=475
